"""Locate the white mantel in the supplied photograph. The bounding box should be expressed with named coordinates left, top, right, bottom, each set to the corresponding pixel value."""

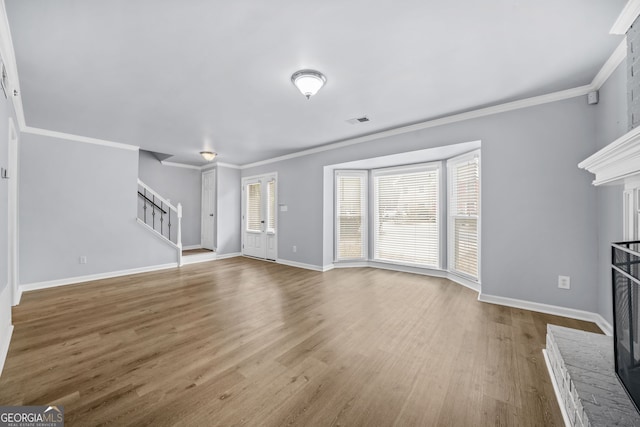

left=579, top=125, right=640, bottom=186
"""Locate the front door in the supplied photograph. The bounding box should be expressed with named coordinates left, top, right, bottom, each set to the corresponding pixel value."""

left=201, top=169, right=216, bottom=250
left=242, top=174, right=277, bottom=260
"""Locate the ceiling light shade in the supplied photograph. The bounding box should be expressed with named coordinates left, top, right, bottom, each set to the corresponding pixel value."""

left=200, top=151, right=217, bottom=161
left=291, top=69, right=326, bottom=99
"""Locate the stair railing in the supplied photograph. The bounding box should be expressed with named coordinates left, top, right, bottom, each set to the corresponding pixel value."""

left=137, top=179, right=182, bottom=263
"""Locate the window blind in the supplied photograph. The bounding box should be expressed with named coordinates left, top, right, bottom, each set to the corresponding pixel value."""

left=336, top=172, right=367, bottom=260
left=448, top=153, right=480, bottom=279
left=373, top=165, right=439, bottom=268
left=267, top=180, right=276, bottom=232
left=246, top=182, right=262, bottom=232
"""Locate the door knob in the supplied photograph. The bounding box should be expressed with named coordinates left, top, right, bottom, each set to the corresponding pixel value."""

left=209, top=214, right=214, bottom=217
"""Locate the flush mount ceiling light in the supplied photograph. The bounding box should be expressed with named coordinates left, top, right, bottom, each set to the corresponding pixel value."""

left=291, top=69, right=326, bottom=99
left=200, top=151, right=217, bottom=161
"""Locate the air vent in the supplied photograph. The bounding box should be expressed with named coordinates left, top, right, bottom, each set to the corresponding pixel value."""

left=346, top=116, right=370, bottom=124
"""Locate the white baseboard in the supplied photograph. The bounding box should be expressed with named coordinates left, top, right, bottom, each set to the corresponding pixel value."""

left=181, top=252, right=217, bottom=265
left=322, top=264, right=335, bottom=272
left=216, top=252, right=242, bottom=260
left=331, top=260, right=481, bottom=292
left=542, top=349, right=571, bottom=427
left=592, top=314, right=613, bottom=337
left=182, top=244, right=203, bottom=251
left=277, top=259, right=325, bottom=272
left=446, top=272, right=481, bottom=292
left=0, top=285, right=14, bottom=378
left=12, top=286, right=21, bottom=306
left=20, top=263, right=179, bottom=293
left=478, top=293, right=613, bottom=336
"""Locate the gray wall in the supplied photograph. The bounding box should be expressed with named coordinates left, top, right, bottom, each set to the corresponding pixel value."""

left=243, top=96, right=601, bottom=313
left=19, top=134, right=177, bottom=284
left=216, top=166, right=241, bottom=255
left=138, top=150, right=202, bottom=247
left=595, top=61, right=628, bottom=323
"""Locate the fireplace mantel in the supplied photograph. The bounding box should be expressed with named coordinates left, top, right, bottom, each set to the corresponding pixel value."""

left=579, top=126, right=640, bottom=186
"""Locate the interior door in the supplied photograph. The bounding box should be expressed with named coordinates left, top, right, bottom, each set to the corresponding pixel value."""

left=201, top=169, right=216, bottom=250
left=243, top=174, right=277, bottom=260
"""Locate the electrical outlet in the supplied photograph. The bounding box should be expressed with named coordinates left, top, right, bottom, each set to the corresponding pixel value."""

left=292, top=245, right=297, bottom=253
left=79, top=256, right=87, bottom=264
left=558, top=275, right=570, bottom=290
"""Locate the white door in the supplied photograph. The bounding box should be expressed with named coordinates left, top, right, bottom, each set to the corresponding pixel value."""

left=201, top=169, right=216, bottom=250
left=242, top=174, right=277, bottom=260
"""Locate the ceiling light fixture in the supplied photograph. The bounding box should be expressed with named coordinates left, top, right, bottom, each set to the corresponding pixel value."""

left=291, top=69, right=326, bottom=99
left=200, top=151, right=217, bottom=161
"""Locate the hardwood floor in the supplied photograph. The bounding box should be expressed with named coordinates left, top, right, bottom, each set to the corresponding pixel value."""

left=0, top=258, right=601, bottom=426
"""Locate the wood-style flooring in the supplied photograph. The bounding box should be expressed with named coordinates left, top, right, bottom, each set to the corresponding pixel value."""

left=0, top=257, right=601, bottom=426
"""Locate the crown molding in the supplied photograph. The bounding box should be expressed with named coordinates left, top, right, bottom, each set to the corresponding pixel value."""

left=162, top=160, right=241, bottom=170
left=215, top=162, right=241, bottom=169
left=22, top=126, right=139, bottom=151
left=160, top=160, right=202, bottom=170
left=611, top=0, right=640, bottom=35
left=591, top=38, right=627, bottom=90
left=241, top=85, right=592, bottom=170
left=578, top=124, right=640, bottom=186
left=0, top=0, right=627, bottom=167
left=241, top=34, right=628, bottom=171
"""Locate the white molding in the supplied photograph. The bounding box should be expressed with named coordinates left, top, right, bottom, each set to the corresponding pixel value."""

left=333, top=261, right=370, bottom=268
left=20, top=262, right=178, bottom=293
left=162, top=161, right=242, bottom=171
left=276, top=258, right=325, bottom=272
left=331, top=260, right=481, bottom=291
left=322, top=264, right=335, bottom=272
left=447, top=272, right=481, bottom=293
left=241, top=86, right=592, bottom=170
left=611, top=0, right=640, bottom=35
left=0, top=324, right=13, bottom=378
left=137, top=179, right=178, bottom=211
left=578, top=124, right=640, bottom=186
left=160, top=160, right=202, bottom=170
left=216, top=252, right=241, bottom=260
left=181, top=252, right=217, bottom=265
left=182, top=245, right=202, bottom=251
left=12, top=287, right=21, bottom=307
left=21, top=126, right=139, bottom=151
left=0, top=285, right=14, bottom=377
left=478, top=293, right=613, bottom=336
left=215, top=162, right=241, bottom=169
left=591, top=38, right=627, bottom=90
left=593, top=314, right=614, bottom=336
left=542, top=349, right=571, bottom=427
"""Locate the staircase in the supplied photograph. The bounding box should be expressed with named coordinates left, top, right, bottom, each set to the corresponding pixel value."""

left=137, top=179, right=184, bottom=265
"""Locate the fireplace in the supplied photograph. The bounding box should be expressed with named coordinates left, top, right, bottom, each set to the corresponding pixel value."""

left=613, top=241, right=640, bottom=413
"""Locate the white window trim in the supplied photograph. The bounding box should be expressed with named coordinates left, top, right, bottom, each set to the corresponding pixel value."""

left=334, top=170, right=368, bottom=261
left=447, top=149, right=481, bottom=282
left=372, top=161, right=442, bottom=270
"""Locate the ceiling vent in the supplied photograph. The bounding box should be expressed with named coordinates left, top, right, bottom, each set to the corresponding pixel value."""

left=347, top=116, right=370, bottom=124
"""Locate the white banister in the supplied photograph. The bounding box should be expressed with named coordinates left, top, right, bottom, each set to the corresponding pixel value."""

left=137, top=178, right=177, bottom=211
left=136, top=179, right=183, bottom=255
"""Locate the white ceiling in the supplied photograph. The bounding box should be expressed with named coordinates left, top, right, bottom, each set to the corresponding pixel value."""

left=5, top=0, right=627, bottom=166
